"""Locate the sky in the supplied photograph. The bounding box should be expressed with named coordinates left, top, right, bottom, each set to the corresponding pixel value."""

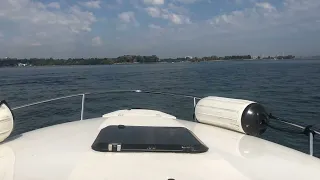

left=0, top=0, right=320, bottom=58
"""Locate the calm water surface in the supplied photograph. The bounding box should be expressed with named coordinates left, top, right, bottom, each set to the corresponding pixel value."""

left=1, top=60, right=320, bottom=156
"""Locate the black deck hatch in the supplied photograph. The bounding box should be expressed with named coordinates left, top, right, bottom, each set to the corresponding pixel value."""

left=92, top=125, right=208, bottom=153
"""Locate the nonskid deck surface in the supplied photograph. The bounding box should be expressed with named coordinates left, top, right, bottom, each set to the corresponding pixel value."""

left=1, top=109, right=320, bottom=180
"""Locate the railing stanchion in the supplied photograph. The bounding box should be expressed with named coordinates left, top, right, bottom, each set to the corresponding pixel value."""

left=81, top=94, right=85, bottom=120
left=193, top=97, right=197, bottom=122
left=309, top=132, right=314, bottom=156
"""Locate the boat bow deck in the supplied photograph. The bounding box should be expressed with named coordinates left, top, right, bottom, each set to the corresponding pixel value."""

left=1, top=109, right=320, bottom=180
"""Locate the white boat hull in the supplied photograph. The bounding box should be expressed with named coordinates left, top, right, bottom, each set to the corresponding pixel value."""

left=1, top=109, right=320, bottom=180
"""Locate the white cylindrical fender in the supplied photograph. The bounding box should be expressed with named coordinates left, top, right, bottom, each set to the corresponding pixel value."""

left=0, top=101, right=14, bottom=143
left=195, top=96, right=268, bottom=136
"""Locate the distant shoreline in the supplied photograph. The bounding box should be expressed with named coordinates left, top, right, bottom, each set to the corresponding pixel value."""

left=0, top=54, right=297, bottom=68
left=0, top=58, right=303, bottom=68
left=1, top=59, right=308, bottom=68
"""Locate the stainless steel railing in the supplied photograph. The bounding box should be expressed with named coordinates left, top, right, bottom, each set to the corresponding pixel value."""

left=11, top=90, right=202, bottom=121
left=9, top=89, right=319, bottom=156
left=12, top=93, right=87, bottom=120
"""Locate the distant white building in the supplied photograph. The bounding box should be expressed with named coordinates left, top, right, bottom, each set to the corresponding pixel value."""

left=18, top=63, right=27, bottom=67
left=185, top=56, right=193, bottom=59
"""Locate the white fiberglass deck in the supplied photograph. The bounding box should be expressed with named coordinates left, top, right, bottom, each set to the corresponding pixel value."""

left=1, top=109, right=320, bottom=180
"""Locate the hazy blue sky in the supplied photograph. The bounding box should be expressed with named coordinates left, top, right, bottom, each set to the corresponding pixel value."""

left=0, top=0, right=319, bottom=58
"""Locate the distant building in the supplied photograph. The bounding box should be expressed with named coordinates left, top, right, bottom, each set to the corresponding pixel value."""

left=18, top=63, right=27, bottom=67
left=185, top=56, right=193, bottom=59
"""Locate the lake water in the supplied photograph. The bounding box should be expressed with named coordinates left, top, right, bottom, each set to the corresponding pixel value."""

left=1, top=60, right=320, bottom=156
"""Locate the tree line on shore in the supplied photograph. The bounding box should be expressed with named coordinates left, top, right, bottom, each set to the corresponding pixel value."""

left=0, top=54, right=295, bottom=67
left=0, top=55, right=159, bottom=67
